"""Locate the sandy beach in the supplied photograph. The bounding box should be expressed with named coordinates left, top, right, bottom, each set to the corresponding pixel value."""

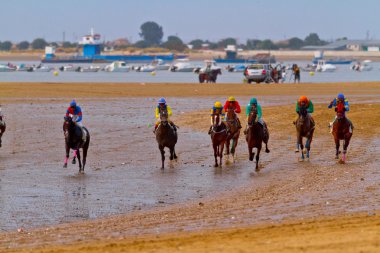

left=0, top=82, right=379, bottom=252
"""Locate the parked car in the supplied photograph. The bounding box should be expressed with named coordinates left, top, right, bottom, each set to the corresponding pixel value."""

left=244, top=64, right=272, bottom=83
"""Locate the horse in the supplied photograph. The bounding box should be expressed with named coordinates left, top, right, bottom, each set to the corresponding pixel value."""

left=332, top=102, right=353, bottom=163
left=155, top=109, right=177, bottom=169
left=225, top=108, right=240, bottom=163
left=63, top=116, right=90, bottom=173
left=246, top=105, right=270, bottom=171
left=0, top=116, right=5, bottom=148
left=295, top=106, right=315, bottom=161
left=210, top=113, right=228, bottom=167
left=198, top=69, right=222, bottom=83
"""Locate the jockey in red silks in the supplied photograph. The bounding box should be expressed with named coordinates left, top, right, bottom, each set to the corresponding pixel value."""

left=328, top=93, right=354, bottom=133
left=223, top=96, right=242, bottom=129
left=65, top=99, right=86, bottom=142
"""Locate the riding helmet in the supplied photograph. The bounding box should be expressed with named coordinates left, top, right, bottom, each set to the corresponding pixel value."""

left=337, top=93, right=345, bottom=100
left=158, top=97, right=166, bottom=104
left=214, top=101, right=222, bottom=108
left=228, top=96, right=236, bottom=102
left=299, top=96, right=308, bottom=103
left=249, top=98, right=257, bottom=105
left=70, top=99, right=77, bottom=107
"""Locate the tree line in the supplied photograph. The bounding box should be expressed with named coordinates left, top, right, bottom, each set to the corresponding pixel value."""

left=0, top=21, right=330, bottom=52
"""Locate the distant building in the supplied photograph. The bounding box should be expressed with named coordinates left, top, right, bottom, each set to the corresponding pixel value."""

left=302, top=40, right=380, bottom=51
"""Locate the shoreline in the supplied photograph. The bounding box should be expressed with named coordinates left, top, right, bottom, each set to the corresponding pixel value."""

left=1, top=50, right=380, bottom=62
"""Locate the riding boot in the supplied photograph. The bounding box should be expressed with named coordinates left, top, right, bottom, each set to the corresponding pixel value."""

left=153, top=125, right=158, bottom=134
left=236, top=118, right=242, bottom=129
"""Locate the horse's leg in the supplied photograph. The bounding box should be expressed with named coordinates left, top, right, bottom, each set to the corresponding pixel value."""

left=77, top=149, right=82, bottom=172
left=63, top=143, right=69, bottom=168
left=173, top=146, right=177, bottom=160
left=255, top=145, right=261, bottom=171
left=159, top=145, right=165, bottom=169
left=169, top=146, right=174, bottom=160
left=335, top=138, right=340, bottom=159
left=342, top=136, right=350, bottom=162
left=214, top=144, right=218, bottom=167
left=225, top=138, right=230, bottom=161
left=300, top=137, right=305, bottom=160
left=72, top=148, right=78, bottom=164
left=295, top=133, right=301, bottom=153
left=81, top=143, right=89, bottom=173
left=219, top=143, right=225, bottom=168
left=232, top=137, right=238, bottom=163
left=248, top=145, right=254, bottom=161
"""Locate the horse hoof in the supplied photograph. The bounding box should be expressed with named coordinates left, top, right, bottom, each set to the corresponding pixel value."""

left=249, top=157, right=253, bottom=161
left=169, top=156, right=173, bottom=161
left=335, top=156, right=339, bottom=160
left=63, top=164, right=67, bottom=168
left=214, top=164, right=218, bottom=168
left=265, top=149, right=270, bottom=153
left=79, top=169, right=84, bottom=174
left=72, top=160, right=76, bottom=165
left=339, top=159, right=345, bottom=164
left=255, top=167, right=260, bottom=172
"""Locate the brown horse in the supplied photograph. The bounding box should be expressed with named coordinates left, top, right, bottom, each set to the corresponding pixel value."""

left=198, top=69, right=222, bottom=83
left=155, top=109, right=177, bottom=169
left=210, top=113, right=228, bottom=167
left=246, top=105, right=270, bottom=171
left=332, top=102, right=353, bottom=163
left=295, top=106, right=315, bottom=161
left=63, top=116, right=90, bottom=173
left=0, top=116, right=5, bottom=148
left=225, top=108, right=240, bottom=163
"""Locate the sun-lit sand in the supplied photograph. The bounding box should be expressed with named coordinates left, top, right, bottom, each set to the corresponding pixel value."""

left=0, top=82, right=379, bottom=252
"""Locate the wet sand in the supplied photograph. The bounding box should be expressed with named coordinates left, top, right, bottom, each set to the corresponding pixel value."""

left=0, top=82, right=379, bottom=252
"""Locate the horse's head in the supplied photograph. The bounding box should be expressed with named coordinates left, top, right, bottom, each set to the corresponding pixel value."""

left=160, top=109, right=169, bottom=126
left=298, top=105, right=308, bottom=120
left=248, top=104, right=258, bottom=125
left=63, top=116, right=74, bottom=139
left=214, top=68, right=222, bottom=75
left=336, top=101, right=346, bottom=120
left=212, top=113, right=223, bottom=130
left=226, top=107, right=235, bottom=121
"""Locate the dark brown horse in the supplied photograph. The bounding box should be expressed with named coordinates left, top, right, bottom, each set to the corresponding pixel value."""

left=225, top=108, right=240, bottom=163
left=198, top=69, right=222, bottom=83
left=155, top=109, right=177, bottom=169
left=210, top=113, right=228, bottom=167
left=63, top=116, right=90, bottom=173
left=332, top=102, right=353, bottom=163
left=246, top=105, right=270, bottom=171
left=0, top=115, right=5, bottom=148
left=295, top=106, right=315, bottom=161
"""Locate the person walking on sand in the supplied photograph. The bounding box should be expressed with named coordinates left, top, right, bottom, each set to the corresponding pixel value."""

left=293, top=64, right=301, bottom=83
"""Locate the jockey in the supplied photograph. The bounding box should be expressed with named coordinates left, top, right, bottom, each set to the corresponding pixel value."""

left=294, top=95, right=315, bottom=124
left=223, top=96, right=242, bottom=129
left=328, top=93, right=353, bottom=133
left=244, top=98, right=268, bottom=137
left=294, top=96, right=315, bottom=152
left=154, top=97, right=177, bottom=134
left=208, top=101, right=226, bottom=134
left=65, top=99, right=86, bottom=142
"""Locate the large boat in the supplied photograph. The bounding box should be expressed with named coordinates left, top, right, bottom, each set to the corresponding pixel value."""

left=311, top=51, right=353, bottom=65
left=42, top=29, right=187, bottom=63
left=214, top=45, right=276, bottom=64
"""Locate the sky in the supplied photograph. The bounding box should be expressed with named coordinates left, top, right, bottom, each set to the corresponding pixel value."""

left=0, top=0, right=379, bottom=44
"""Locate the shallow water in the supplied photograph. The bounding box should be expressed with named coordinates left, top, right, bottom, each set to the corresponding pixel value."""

left=1, top=61, right=380, bottom=83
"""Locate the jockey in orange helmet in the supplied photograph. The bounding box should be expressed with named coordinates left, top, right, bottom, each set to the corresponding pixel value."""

left=154, top=97, right=177, bottom=134
left=223, top=96, right=242, bottom=129
left=208, top=101, right=227, bottom=134
left=294, top=96, right=315, bottom=152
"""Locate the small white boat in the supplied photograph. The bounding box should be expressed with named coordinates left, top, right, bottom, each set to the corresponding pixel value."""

left=104, top=61, right=130, bottom=72
left=137, top=64, right=156, bottom=72
left=170, top=59, right=196, bottom=72
left=16, top=64, right=33, bottom=72
left=316, top=60, right=336, bottom=72
left=59, top=65, right=78, bottom=72
left=78, top=66, right=100, bottom=72
left=351, top=61, right=373, bottom=72
left=33, top=65, right=53, bottom=72
left=152, top=59, right=170, bottom=70
left=0, top=64, right=16, bottom=72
